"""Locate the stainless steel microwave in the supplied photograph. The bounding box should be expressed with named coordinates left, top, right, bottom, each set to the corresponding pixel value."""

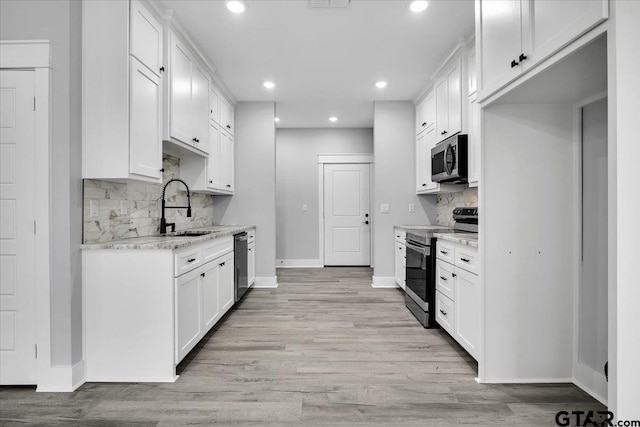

left=431, top=134, right=468, bottom=183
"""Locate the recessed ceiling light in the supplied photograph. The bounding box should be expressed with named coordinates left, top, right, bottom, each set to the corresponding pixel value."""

left=263, top=81, right=275, bottom=89
left=376, top=81, right=388, bottom=89
left=329, top=116, right=338, bottom=122
left=274, top=117, right=280, bottom=123
left=409, top=1, right=429, bottom=13
left=226, top=1, right=246, bottom=14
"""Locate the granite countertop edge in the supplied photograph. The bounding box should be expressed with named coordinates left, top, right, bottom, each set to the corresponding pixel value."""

left=433, top=232, right=479, bottom=248
left=394, top=225, right=451, bottom=231
left=81, top=225, right=256, bottom=250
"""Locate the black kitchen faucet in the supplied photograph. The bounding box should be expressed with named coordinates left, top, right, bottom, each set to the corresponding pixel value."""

left=160, top=178, right=192, bottom=234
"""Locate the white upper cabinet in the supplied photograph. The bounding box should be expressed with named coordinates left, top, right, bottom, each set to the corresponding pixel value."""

left=220, top=130, right=235, bottom=192
left=415, top=101, right=426, bottom=135
left=130, top=0, right=163, bottom=76
left=166, top=30, right=210, bottom=156
left=476, top=0, right=608, bottom=100
left=210, top=86, right=220, bottom=124
left=83, top=0, right=163, bottom=183
left=220, top=97, right=235, bottom=136
left=415, top=92, right=436, bottom=136
left=207, top=121, right=222, bottom=190
left=435, top=57, right=462, bottom=143
left=416, top=125, right=464, bottom=195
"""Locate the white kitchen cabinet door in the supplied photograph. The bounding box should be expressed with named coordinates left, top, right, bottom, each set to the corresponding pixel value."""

left=130, top=0, right=163, bottom=76
left=228, top=106, right=235, bottom=136
left=248, top=241, right=255, bottom=286
left=210, top=86, right=220, bottom=124
left=435, top=78, right=448, bottom=141
left=394, top=241, right=406, bottom=289
left=477, top=0, right=523, bottom=98
left=176, top=268, right=203, bottom=363
left=446, top=58, right=462, bottom=138
left=201, top=260, right=221, bottom=333
left=169, top=34, right=193, bottom=145
left=415, top=131, right=429, bottom=192
left=455, top=268, right=480, bottom=360
left=467, top=97, right=480, bottom=187
left=191, top=65, right=210, bottom=154
left=218, top=252, right=235, bottom=315
left=129, top=57, right=162, bottom=180
left=206, top=121, right=222, bottom=190
left=415, top=100, right=426, bottom=135
left=468, top=47, right=477, bottom=97
left=522, top=0, right=607, bottom=72
left=220, top=131, right=234, bottom=192
left=220, top=98, right=231, bottom=133
left=425, top=91, right=436, bottom=129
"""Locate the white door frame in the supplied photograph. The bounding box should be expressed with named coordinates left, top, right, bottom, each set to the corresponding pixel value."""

left=0, top=41, right=54, bottom=391
left=318, top=154, right=374, bottom=267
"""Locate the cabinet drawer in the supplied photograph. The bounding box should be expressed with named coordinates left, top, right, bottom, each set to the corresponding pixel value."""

left=435, top=290, right=455, bottom=336
left=436, top=240, right=455, bottom=263
left=174, top=246, right=203, bottom=277
left=203, top=236, right=233, bottom=263
left=435, top=259, right=455, bottom=300
left=395, top=229, right=406, bottom=244
left=455, top=246, right=479, bottom=275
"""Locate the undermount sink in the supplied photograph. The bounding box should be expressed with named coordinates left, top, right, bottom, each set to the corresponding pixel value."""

left=172, top=231, right=213, bottom=237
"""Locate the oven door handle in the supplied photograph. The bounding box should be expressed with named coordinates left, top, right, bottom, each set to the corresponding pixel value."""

left=406, top=241, right=430, bottom=257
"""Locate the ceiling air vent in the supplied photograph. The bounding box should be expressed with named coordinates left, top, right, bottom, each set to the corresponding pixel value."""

left=310, top=0, right=350, bottom=8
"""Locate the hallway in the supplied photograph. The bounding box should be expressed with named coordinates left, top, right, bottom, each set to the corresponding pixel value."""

left=0, top=267, right=604, bottom=425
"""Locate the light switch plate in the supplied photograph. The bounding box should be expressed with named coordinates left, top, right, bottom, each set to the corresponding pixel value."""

left=380, top=204, right=390, bottom=214
left=302, top=204, right=308, bottom=212
left=408, top=203, right=415, bottom=213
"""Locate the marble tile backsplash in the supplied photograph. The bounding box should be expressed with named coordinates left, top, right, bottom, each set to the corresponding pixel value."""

left=83, top=154, right=215, bottom=244
left=437, top=187, right=478, bottom=227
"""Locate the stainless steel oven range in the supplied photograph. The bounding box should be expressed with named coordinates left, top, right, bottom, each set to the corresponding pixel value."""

left=404, top=207, right=478, bottom=327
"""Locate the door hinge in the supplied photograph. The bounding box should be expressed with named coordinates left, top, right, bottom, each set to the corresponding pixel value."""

left=33, top=96, right=36, bottom=111
left=35, top=344, right=38, bottom=359
left=34, top=220, right=37, bottom=234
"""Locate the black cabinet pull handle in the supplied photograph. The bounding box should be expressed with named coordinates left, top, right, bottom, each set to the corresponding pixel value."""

left=209, top=180, right=213, bottom=183
left=187, top=258, right=196, bottom=263
left=192, top=138, right=197, bottom=142
left=422, top=122, right=426, bottom=126
left=248, top=248, right=252, bottom=251
left=519, top=53, right=527, bottom=62
left=422, top=183, right=427, bottom=187
left=219, top=261, right=226, bottom=267
left=440, top=250, right=448, bottom=255
left=440, top=309, right=447, bottom=316
left=226, top=184, right=231, bottom=188
left=511, top=59, right=519, bottom=68
left=363, top=221, right=369, bottom=225
left=159, top=66, right=165, bottom=73
left=160, top=168, right=165, bottom=172
left=460, top=258, right=470, bottom=263
left=452, top=273, right=457, bottom=278
left=201, top=272, right=205, bottom=277
left=440, top=276, right=447, bottom=281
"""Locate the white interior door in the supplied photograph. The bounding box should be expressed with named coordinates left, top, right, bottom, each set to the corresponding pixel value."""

left=324, top=163, right=370, bottom=266
left=0, top=70, right=37, bottom=384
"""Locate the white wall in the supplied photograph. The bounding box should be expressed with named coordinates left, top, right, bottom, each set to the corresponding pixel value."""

left=0, top=0, right=83, bottom=366
left=372, top=102, right=438, bottom=282
left=578, top=98, right=608, bottom=399
left=213, top=102, right=277, bottom=284
left=609, top=0, right=640, bottom=418
left=482, top=104, right=576, bottom=381
left=275, top=128, right=373, bottom=263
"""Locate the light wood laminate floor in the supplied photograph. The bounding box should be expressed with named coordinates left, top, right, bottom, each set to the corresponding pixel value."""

left=1, top=267, right=605, bottom=426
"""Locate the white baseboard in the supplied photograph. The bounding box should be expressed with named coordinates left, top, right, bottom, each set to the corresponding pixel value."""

left=37, top=360, right=86, bottom=392
left=478, top=377, right=573, bottom=384
left=276, top=259, right=323, bottom=268
left=85, top=375, right=178, bottom=383
left=574, top=361, right=608, bottom=405
left=371, top=276, right=399, bottom=288
left=252, top=276, right=279, bottom=288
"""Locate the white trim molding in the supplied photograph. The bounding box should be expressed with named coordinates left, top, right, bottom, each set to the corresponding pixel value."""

left=318, top=154, right=374, bottom=164
left=574, top=361, right=608, bottom=406
left=1, top=41, right=58, bottom=392
left=252, top=277, right=279, bottom=288
left=371, top=276, right=399, bottom=289
left=276, top=259, right=323, bottom=268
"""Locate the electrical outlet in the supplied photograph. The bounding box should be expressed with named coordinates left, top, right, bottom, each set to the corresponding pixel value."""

left=408, top=203, right=415, bottom=213
left=120, top=200, right=128, bottom=215
left=90, top=200, right=98, bottom=218
left=380, top=204, right=390, bottom=214
left=302, top=204, right=308, bottom=212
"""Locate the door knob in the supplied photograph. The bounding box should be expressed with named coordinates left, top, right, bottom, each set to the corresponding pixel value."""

left=365, top=213, right=369, bottom=218
left=362, top=221, right=369, bottom=225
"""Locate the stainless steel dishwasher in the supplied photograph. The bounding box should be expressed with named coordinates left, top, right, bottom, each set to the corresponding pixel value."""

left=234, top=232, right=249, bottom=302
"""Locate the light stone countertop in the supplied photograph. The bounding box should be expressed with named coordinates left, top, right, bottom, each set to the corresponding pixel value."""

left=81, top=225, right=256, bottom=250
left=394, top=225, right=452, bottom=231
left=433, top=232, right=479, bottom=248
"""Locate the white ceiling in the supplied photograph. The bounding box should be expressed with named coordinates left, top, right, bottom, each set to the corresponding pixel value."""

left=157, top=0, right=475, bottom=128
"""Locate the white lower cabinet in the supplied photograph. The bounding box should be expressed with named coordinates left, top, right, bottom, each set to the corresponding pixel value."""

left=84, top=234, right=242, bottom=382
left=435, top=240, right=480, bottom=360
left=394, top=229, right=406, bottom=289
left=248, top=230, right=256, bottom=286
